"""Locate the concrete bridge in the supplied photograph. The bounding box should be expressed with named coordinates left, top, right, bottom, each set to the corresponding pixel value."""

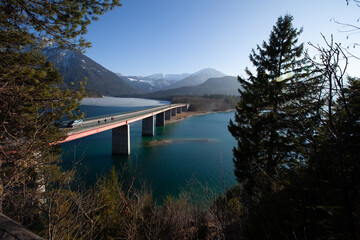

left=61, top=103, right=189, bottom=155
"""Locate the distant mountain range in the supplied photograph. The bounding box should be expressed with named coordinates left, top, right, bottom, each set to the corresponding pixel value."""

left=162, top=68, right=226, bottom=90
left=116, top=72, right=191, bottom=92
left=140, top=76, right=240, bottom=99
left=43, top=47, right=240, bottom=98
left=117, top=68, right=226, bottom=93
left=43, top=47, right=140, bottom=96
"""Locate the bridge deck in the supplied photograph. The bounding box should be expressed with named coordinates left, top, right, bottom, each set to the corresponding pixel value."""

left=60, top=104, right=188, bottom=143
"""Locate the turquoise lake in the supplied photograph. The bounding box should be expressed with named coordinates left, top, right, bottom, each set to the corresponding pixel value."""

left=61, top=97, right=237, bottom=200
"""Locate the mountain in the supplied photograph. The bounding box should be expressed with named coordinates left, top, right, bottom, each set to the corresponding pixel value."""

left=42, top=47, right=233, bottom=97
left=164, top=68, right=226, bottom=90
left=119, top=68, right=226, bottom=93
left=43, top=47, right=141, bottom=96
left=116, top=73, right=191, bottom=92
left=142, top=76, right=240, bottom=99
left=119, top=75, right=155, bottom=92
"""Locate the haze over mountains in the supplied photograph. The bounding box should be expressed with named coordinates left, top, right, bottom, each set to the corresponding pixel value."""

left=43, top=47, right=240, bottom=98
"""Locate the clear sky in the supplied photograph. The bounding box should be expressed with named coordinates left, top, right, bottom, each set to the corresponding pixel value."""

left=84, top=0, right=360, bottom=77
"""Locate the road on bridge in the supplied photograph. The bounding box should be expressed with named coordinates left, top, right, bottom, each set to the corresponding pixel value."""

left=60, top=103, right=188, bottom=143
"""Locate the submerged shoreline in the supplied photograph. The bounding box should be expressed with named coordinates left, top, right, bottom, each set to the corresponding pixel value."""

left=146, top=138, right=216, bottom=147
left=166, top=109, right=235, bottom=124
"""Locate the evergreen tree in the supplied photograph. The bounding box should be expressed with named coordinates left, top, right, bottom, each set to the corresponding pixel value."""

left=228, top=18, right=359, bottom=238
left=305, top=38, right=360, bottom=239
left=0, top=0, right=121, bottom=224
left=1, top=0, right=121, bottom=51
left=228, top=15, right=317, bottom=209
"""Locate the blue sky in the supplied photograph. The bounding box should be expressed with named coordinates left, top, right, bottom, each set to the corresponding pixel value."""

left=84, top=0, right=360, bottom=76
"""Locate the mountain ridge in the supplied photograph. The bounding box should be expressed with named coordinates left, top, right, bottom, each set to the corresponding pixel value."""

left=43, top=47, right=239, bottom=98
left=162, top=68, right=227, bottom=90
left=43, top=47, right=141, bottom=96
left=127, top=76, right=240, bottom=99
left=119, top=68, right=227, bottom=92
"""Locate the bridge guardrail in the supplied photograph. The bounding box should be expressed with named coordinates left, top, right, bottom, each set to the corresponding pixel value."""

left=81, top=104, right=182, bottom=122
left=62, top=103, right=188, bottom=135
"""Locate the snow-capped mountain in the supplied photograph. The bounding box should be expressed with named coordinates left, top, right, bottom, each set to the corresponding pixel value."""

left=119, top=68, right=226, bottom=92
left=141, top=76, right=239, bottom=99
left=163, top=68, right=227, bottom=90
left=43, top=47, right=141, bottom=96
left=116, top=72, right=191, bottom=92
left=42, top=46, right=231, bottom=96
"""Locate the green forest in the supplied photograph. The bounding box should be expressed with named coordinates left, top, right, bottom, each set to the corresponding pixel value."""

left=0, top=1, right=359, bottom=239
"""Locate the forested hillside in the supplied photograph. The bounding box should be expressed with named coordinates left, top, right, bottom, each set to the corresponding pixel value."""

left=43, top=47, right=141, bottom=96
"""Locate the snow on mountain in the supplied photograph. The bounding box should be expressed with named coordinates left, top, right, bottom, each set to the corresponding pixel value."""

left=116, top=72, right=191, bottom=92
left=141, top=76, right=239, bottom=99
left=42, top=46, right=140, bottom=96
left=118, top=69, right=227, bottom=93
left=42, top=45, right=230, bottom=96
left=163, top=68, right=226, bottom=90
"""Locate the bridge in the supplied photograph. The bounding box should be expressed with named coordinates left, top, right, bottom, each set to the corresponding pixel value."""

left=61, top=103, right=189, bottom=155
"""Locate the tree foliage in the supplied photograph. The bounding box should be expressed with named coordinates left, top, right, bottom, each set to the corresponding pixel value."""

left=1, top=0, right=121, bottom=51
left=229, top=14, right=360, bottom=240
left=228, top=15, right=317, bottom=206
left=304, top=37, right=360, bottom=239
left=0, top=0, right=121, bottom=224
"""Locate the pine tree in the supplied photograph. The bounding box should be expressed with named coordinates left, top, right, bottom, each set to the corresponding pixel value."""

left=1, top=0, right=121, bottom=51
left=228, top=18, right=359, bottom=238
left=0, top=0, right=121, bottom=224
left=228, top=15, right=318, bottom=208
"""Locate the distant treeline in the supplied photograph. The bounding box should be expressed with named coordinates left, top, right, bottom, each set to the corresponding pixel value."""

left=85, top=89, right=103, bottom=98
left=172, top=95, right=239, bottom=112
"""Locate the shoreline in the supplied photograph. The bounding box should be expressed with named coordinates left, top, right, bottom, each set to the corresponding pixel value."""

left=165, top=109, right=235, bottom=124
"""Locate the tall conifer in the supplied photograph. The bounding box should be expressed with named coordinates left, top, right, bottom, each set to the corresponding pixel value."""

left=0, top=0, right=122, bottom=223
left=228, top=15, right=317, bottom=207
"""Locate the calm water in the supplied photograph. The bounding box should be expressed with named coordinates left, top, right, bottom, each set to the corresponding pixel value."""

left=61, top=97, right=237, bottom=200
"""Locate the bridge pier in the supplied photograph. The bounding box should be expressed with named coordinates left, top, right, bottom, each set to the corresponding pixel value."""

left=165, top=110, right=171, bottom=120
left=112, top=125, right=130, bottom=155
left=63, top=104, right=191, bottom=151
left=142, top=116, right=154, bottom=136
left=156, top=112, right=165, bottom=126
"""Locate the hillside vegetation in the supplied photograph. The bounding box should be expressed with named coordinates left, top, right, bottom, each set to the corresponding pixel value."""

left=43, top=47, right=141, bottom=96
left=172, top=95, right=239, bottom=112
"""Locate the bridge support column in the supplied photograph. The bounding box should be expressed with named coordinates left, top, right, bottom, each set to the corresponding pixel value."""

left=165, top=110, right=171, bottom=120
left=112, top=125, right=130, bottom=155
left=171, top=108, right=177, bottom=116
left=182, top=106, right=188, bottom=112
left=156, top=112, right=165, bottom=126
left=142, top=116, right=154, bottom=136
left=177, top=107, right=182, bottom=113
